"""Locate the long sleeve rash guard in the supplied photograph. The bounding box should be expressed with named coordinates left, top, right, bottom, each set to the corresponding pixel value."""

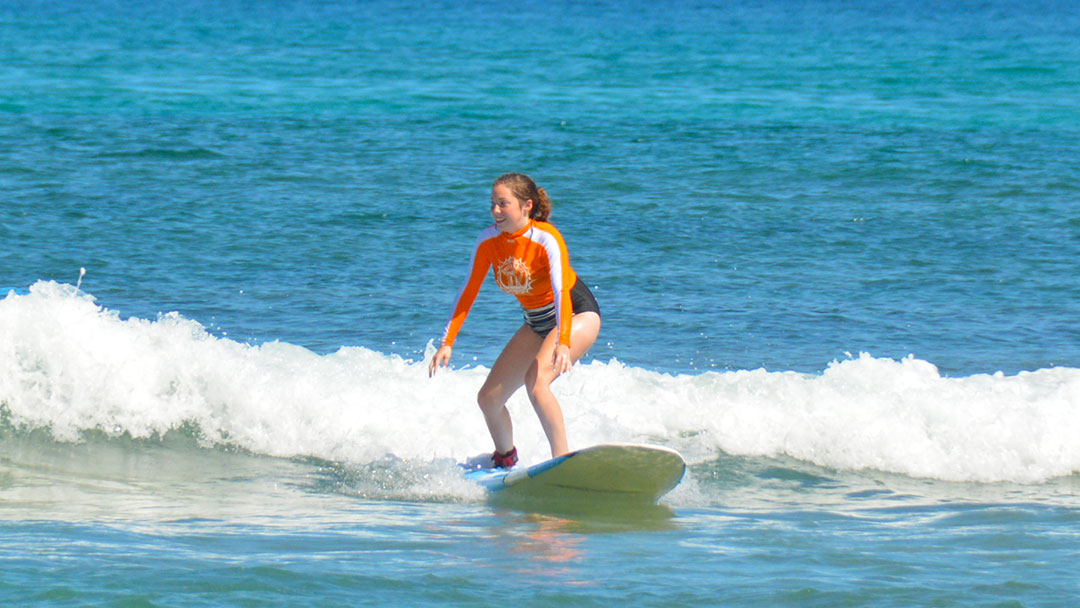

left=441, top=220, right=578, bottom=349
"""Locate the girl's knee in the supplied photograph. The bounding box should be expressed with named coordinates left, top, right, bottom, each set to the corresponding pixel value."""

left=524, top=370, right=554, bottom=400
left=477, top=385, right=506, bottom=413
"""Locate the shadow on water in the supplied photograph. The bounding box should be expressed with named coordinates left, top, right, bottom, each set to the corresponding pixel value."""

left=488, top=488, right=679, bottom=533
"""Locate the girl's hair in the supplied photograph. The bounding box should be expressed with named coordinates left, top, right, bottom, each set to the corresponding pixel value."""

left=493, top=173, right=552, bottom=222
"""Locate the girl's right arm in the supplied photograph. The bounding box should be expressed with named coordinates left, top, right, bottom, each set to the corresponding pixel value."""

left=429, top=229, right=494, bottom=377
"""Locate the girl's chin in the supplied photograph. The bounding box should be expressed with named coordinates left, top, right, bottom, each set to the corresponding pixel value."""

left=495, top=219, right=526, bottom=233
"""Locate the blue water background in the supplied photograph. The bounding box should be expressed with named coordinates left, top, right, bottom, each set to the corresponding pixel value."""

left=5, top=0, right=1078, bottom=375
left=3, top=0, right=1080, bottom=605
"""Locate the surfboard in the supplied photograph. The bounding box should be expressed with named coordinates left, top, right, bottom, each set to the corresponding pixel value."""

left=463, top=443, right=685, bottom=503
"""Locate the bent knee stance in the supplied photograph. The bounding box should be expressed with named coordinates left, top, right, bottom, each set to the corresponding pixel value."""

left=523, top=367, right=556, bottom=401
left=477, top=384, right=509, bottom=413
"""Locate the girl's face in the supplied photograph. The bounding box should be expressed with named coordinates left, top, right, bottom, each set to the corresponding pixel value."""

left=490, top=184, right=532, bottom=233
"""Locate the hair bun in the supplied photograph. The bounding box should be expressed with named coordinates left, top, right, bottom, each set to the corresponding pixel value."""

left=494, top=173, right=553, bottom=223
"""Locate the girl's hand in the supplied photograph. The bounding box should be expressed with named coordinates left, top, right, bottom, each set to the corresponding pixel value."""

left=552, top=344, right=573, bottom=376
left=429, top=344, right=453, bottom=377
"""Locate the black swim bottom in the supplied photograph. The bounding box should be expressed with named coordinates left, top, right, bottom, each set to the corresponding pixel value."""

left=522, top=279, right=601, bottom=338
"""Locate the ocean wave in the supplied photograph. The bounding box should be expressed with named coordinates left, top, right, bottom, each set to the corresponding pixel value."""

left=94, top=147, right=226, bottom=160
left=2, top=281, right=1079, bottom=484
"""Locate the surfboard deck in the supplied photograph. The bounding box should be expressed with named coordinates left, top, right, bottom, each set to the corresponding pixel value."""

left=463, top=443, right=685, bottom=503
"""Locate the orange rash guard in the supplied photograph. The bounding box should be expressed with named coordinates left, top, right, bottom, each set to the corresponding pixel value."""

left=441, top=220, right=578, bottom=349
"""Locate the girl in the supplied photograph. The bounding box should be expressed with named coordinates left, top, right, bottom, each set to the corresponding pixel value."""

left=428, top=173, right=601, bottom=468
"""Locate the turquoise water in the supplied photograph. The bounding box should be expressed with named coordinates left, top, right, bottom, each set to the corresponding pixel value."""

left=3, top=0, right=1080, bottom=605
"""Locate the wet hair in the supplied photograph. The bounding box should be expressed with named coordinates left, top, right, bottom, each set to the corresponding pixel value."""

left=493, top=172, right=552, bottom=222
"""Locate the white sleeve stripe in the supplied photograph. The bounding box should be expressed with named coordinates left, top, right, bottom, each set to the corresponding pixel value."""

left=525, top=227, right=567, bottom=333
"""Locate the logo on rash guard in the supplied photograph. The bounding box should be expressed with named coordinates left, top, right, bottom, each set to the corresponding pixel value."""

left=495, top=257, right=534, bottom=295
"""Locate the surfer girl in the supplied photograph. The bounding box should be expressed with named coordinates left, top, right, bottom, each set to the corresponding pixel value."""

left=428, top=173, right=601, bottom=468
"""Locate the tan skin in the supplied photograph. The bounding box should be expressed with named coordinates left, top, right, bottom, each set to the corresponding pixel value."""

left=428, top=184, right=601, bottom=458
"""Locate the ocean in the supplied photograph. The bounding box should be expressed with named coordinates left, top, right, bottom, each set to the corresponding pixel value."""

left=3, top=0, right=1080, bottom=605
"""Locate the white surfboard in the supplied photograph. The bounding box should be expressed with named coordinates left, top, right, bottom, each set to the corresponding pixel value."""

left=464, top=443, right=685, bottom=502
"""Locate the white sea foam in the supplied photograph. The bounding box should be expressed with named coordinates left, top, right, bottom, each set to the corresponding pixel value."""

left=2, top=281, right=1079, bottom=484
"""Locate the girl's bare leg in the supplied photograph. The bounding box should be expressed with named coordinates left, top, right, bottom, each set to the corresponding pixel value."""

left=476, top=324, right=543, bottom=454
left=477, top=312, right=601, bottom=458
left=525, top=312, right=601, bottom=457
